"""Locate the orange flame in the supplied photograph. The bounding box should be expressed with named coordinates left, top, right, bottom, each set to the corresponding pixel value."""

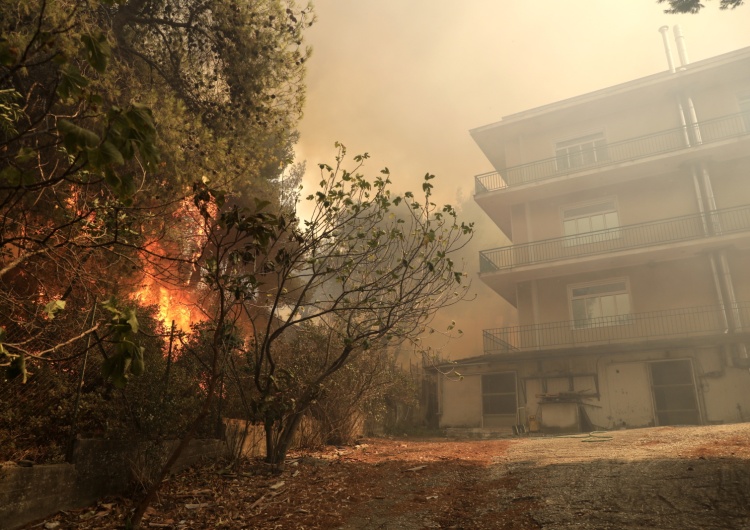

left=134, top=199, right=209, bottom=335
left=135, top=275, right=200, bottom=334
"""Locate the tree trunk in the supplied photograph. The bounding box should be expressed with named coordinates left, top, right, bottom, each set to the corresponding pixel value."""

left=264, top=411, right=305, bottom=472
left=128, top=371, right=221, bottom=529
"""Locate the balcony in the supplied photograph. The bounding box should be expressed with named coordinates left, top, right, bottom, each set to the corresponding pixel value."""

left=483, top=302, right=750, bottom=355
left=479, top=204, right=750, bottom=273
left=475, top=111, right=750, bottom=195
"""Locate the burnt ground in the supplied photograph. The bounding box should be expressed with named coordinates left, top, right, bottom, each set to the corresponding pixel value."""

left=23, top=423, right=750, bottom=529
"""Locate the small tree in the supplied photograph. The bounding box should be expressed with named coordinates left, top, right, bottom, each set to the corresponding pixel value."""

left=198, top=144, right=474, bottom=469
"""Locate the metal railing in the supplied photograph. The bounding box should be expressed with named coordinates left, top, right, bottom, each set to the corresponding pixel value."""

left=483, top=302, right=750, bottom=354
left=479, top=204, right=750, bottom=272
left=475, top=111, right=750, bottom=194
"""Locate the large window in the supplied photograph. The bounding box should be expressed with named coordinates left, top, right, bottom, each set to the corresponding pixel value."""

left=562, top=199, right=620, bottom=245
left=569, top=279, right=631, bottom=329
left=555, top=132, right=608, bottom=171
left=482, top=373, right=517, bottom=416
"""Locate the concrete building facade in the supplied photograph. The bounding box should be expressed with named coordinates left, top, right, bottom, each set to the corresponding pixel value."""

left=438, top=38, right=750, bottom=434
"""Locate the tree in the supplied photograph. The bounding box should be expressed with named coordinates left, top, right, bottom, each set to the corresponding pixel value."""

left=0, top=0, right=161, bottom=384
left=1, top=2, right=314, bottom=524
left=0, top=0, right=312, bottom=382
left=657, top=0, right=744, bottom=13
left=192, top=144, right=474, bottom=471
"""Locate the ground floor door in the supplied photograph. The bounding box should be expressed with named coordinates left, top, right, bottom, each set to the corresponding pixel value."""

left=649, top=359, right=701, bottom=426
left=482, top=372, right=517, bottom=428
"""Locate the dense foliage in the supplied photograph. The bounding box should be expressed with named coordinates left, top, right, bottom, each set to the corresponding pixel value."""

left=0, top=0, right=310, bottom=383
left=0, top=0, right=311, bottom=463
left=657, top=0, right=744, bottom=13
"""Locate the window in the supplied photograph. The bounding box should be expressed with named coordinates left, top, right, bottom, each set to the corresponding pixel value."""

left=555, top=132, right=608, bottom=171
left=482, top=373, right=517, bottom=416
left=569, top=279, right=631, bottom=329
left=562, top=199, right=620, bottom=246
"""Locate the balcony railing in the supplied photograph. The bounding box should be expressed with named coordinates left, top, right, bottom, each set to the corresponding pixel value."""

left=483, top=302, right=750, bottom=354
left=479, top=204, right=750, bottom=272
left=475, top=111, right=750, bottom=194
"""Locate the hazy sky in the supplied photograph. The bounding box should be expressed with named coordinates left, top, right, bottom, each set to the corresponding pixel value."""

left=294, top=0, right=750, bottom=360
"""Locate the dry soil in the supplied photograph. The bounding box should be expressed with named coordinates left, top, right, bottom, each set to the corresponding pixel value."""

left=26, top=423, right=750, bottom=529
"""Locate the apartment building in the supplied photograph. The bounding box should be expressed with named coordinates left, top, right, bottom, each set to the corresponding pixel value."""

left=437, top=35, right=750, bottom=434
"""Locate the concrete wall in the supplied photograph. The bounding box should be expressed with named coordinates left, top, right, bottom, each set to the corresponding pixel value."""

left=727, top=249, right=750, bottom=302
left=0, top=438, right=227, bottom=530
left=516, top=168, right=699, bottom=243
left=516, top=257, right=719, bottom=328
left=503, top=75, right=750, bottom=172
left=439, top=374, right=483, bottom=428
left=438, top=347, right=750, bottom=433
left=712, top=158, right=750, bottom=209
left=504, top=95, right=681, bottom=169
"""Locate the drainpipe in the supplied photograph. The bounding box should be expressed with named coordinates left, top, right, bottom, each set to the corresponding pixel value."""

left=670, top=26, right=746, bottom=359
left=691, top=166, right=730, bottom=332
left=531, top=280, right=542, bottom=350
left=673, top=25, right=690, bottom=69
left=670, top=26, right=702, bottom=145
left=697, top=163, right=746, bottom=355
left=686, top=96, right=703, bottom=145
left=659, top=26, right=676, bottom=73
left=699, top=163, right=720, bottom=231
left=691, top=167, right=709, bottom=235
left=719, top=251, right=744, bottom=334
left=677, top=101, right=691, bottom=147
left=698, top=162, right=740, bottom=332
left=659, top=26, right=692, bottom=147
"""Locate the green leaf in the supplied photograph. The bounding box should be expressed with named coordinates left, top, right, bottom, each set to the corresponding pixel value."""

left=57, top=119, right=99, bottom=152
left=43, top=299, right=66, bottom=320
left=7, top=353, right=27, bottom=383
left=0, top=166, right=22, bottom=186
left=0, top=39, right=19, bottom=67
left=57, top=66, right=89, bottom=100
left=81, top=33, right=111, bottom=73
left=103, top=167, right=120, bottom=189
left=131, top=346, right=145, bottom=375
left=88, top=140, right=124, bottom=167
left=102, top=353, right=129, bottom=388
left=15, top=147, right=36, bottom=164
left=124, top=307, right=139, bottom=334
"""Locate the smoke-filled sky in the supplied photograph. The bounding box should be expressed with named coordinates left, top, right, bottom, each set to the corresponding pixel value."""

left=294, top=0, right=750, bottom=360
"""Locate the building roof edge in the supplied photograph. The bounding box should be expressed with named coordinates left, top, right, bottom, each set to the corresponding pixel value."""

left=469, top=46, right=750, bottom=136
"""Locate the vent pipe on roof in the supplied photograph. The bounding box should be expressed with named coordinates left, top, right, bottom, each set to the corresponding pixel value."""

left=659, top=26, right=676, bottom=73
left=673, top=25, right=690, bottom=68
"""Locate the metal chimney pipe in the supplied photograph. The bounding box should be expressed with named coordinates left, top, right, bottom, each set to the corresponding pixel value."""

left=673, top=25, right=689, bottom=68
left=659, top=26, right=676, bottom=73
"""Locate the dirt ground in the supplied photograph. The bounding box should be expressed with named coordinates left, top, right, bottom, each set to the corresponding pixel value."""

left=26, top=423, right=750, bottom=529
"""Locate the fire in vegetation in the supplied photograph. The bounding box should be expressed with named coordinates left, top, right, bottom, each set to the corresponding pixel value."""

left=135, top=278, right=198, bottom=334
left=134, top=241, right=204, bottom=334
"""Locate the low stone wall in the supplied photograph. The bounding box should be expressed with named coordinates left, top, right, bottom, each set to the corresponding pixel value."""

left=224, top=419, right=266, bottom=458
left=0, top=438, right=227, bottom=530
